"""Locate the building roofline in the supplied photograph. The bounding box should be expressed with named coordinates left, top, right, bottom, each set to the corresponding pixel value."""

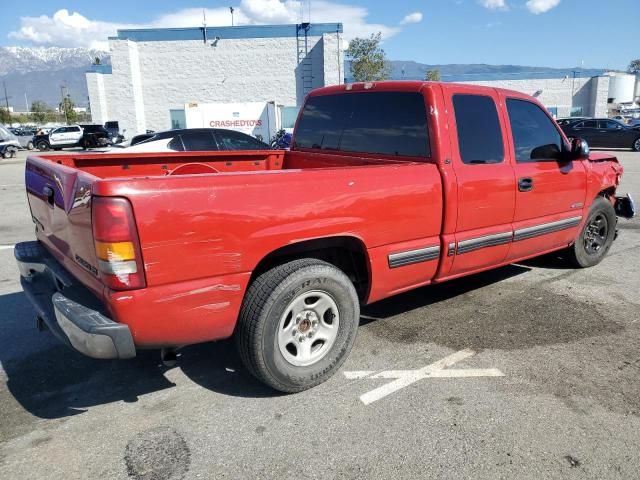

left=110, top=23, right=343, bottom=42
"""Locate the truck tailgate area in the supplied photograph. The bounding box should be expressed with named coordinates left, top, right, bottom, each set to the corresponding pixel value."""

left=26, top=156, right=105, bottom=298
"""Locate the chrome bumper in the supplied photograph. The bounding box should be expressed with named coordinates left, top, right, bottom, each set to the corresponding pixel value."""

left=14, top=241, right=136, bottom=359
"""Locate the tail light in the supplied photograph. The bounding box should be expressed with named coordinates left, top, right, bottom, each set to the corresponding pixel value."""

left=91, top=197, right=146, bottom=290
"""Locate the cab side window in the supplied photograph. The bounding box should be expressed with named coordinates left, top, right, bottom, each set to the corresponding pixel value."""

left=506, top=98, right=563, bottom=162
left=452, top=94, right=504, bottom=164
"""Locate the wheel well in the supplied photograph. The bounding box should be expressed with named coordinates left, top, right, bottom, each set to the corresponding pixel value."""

left=598, top=186, right=616, bottom=201
left=250, top=237, right=371, bottom=302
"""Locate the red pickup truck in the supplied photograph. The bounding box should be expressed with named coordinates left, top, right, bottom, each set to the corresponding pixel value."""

left=16, top=81, right=635, bottom=392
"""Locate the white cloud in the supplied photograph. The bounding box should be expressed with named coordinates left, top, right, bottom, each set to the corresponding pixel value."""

left=478, top=0, right=508, bottom=10
left=9, top=2, right=411, bottom=50
left=526, top=0, right=561, bottom=14
left=400, top=12, right=423, bottom=25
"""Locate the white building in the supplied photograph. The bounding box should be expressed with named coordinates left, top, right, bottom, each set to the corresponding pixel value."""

left=460, top=75, right=610, bottom=118
left=459, top=72, right=640, bottom=119
left=87, top=23, right=344, bottom=136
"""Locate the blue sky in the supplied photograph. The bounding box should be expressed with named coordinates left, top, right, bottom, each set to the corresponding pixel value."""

left=1, top=0, right=637, bottom=70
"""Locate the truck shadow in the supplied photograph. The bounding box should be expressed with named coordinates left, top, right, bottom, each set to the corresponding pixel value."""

left=0, top=259, right=611, bottom=421
left=0, top=291, right=276, bottom=422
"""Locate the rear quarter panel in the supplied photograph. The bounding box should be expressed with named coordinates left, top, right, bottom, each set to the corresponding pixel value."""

left=94, top=162, right=444, bottom=302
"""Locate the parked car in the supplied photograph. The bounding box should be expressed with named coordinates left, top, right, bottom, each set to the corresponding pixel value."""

left=0, top=125, right=21, bottom=155
left=14, top=81, right=634, bottom=393
left=10, top=127, right=37, bottom=149
left=560, top=118, right=640, bottom=151
left=35, top=125, right=83, bottom=151
left=116, top=128, right=269, bottom=152
left=79, top=124, right=112, bottom=149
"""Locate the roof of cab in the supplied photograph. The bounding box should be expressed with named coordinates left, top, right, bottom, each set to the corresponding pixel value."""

left=308, top=80, right=534, bottom=100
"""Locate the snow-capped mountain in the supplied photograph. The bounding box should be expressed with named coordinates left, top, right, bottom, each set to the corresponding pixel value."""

left=0, top=47, right=110, bottom=109
left=0, top=46, right=108, bottom=76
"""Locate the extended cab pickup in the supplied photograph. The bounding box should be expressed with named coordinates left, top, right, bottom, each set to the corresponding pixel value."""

left=15, top=81, right=636, bottom=392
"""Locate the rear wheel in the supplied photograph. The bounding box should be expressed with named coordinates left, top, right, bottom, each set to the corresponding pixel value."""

left=632, top=137, right=640, bottom=152
left=27, top=141, right=34, bottom=150
left=235, top=259, right=360, bottom=392
left=566, top=197, right=616, bottom=268
left=2, top=146, right=18, bottom=159
left=37, top=141, right=49, bottom=151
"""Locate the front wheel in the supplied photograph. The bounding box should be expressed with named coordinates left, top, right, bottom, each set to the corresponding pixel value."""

left=632, top=137, right=640, bottom=152
left=2, top=146, right=18, bottom=159
left=566, top=197, right=616, bottom=268
left=37, top=141, right=49, bottom=152
left=235, top=259, right=360, bottom=392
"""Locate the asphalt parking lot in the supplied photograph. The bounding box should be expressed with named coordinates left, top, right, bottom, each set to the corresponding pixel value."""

left=1, top=149, right=639, bottom=479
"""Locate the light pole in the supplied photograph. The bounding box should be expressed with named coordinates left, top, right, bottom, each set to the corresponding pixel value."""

left=230, top=7, right=234, bottom=26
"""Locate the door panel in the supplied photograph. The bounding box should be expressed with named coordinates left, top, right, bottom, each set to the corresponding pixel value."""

left=503, top=95, right=587, bottom=261
left=439, top=85, right=515, bottom=279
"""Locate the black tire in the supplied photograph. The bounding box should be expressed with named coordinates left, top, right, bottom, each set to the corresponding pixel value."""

left=632, top=137, right=640, bottom=152
left=2, top=146, right=17, bottom=159
left=235, top=258, right=360, bottom=393
left=27, top=141, right=34, bottom=150
left=566, top=197, right=617, bottom=268
left=37, top=141, right=49, bottom=152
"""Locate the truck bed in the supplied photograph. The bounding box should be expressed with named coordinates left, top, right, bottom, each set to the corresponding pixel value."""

left=40, top=150, right=411, bottom=179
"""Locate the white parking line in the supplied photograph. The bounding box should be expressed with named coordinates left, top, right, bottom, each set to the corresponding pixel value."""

left=344, top=349, right=505, bottom=405
left=0, top=245, right=15, bottom=251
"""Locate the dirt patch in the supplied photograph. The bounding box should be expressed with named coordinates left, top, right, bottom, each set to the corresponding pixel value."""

left=124, top=426, right=190, bottom=480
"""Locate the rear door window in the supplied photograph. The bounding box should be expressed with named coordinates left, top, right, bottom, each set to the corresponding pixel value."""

left=294, top=91, right=430, bottom=157
left=179, top=130, right=217, bottom=151
left=452, top=94, right=504, bottom=164
left=506, top=98, right=563, bottom=162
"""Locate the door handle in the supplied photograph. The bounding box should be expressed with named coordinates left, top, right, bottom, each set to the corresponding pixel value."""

left=42, top=185, right=55, bottom=205
left=518, top=177, right=533, bottom=192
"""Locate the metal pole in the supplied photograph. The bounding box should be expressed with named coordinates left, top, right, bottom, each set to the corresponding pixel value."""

left=230, top=7, right=234, bottom=26
left=3, top=81, right=9, bottom=110
left=25, top=92, right=29, bottom=113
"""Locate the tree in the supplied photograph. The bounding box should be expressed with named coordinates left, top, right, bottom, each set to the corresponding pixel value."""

left=346, top=32, right=391, bottom=82
left=31, top=100, right=49, bottom=125
left=425, top=69, right=441, bottom=81
left=629, top=59, right=640, bottom=74
left=0, top=107, right=10, bottom=125
left=15, top=113, right=30, bottom=125
left=59, top=95, right=78, bottom=124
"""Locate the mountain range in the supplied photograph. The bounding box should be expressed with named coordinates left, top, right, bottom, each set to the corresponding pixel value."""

left=0, top=46, right=608, bottom=112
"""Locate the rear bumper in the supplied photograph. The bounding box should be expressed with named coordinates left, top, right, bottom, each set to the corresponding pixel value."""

left=15, top=241, right=136, bottom=359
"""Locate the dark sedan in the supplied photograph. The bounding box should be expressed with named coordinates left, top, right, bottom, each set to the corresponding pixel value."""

left=561, top=118, right=640, bottom=152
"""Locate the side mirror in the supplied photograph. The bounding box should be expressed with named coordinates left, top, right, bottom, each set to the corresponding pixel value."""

left=570, top=137, right=589, bottom=160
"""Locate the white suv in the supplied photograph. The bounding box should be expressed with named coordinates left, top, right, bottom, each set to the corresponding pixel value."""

left=36, top=125, right=83, bottom=151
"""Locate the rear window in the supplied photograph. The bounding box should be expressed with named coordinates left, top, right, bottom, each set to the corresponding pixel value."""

left=294, top=91, right=430, bottom=157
